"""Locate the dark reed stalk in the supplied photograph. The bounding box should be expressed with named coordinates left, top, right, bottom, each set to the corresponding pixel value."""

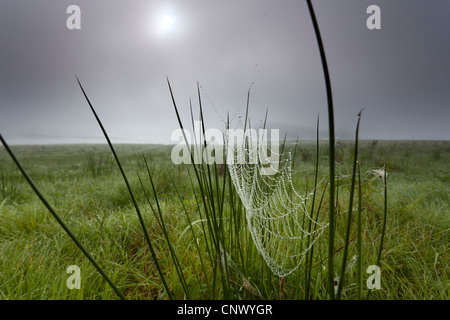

left=76, top=77, right=173, bottom=299
left=336, top=110, right=363, bottom=299
left=306, top=0, right=336, bottom=299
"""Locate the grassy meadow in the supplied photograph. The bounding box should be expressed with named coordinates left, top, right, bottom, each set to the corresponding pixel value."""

left=0, top=140, right=448, bottom=300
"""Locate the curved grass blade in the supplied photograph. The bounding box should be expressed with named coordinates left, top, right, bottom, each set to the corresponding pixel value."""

left=140, top=155, right=191, bottom=298
left=76, top=76, right=173, bottom=299
left=0, top=134, right=125, bottom=300
left=306, top=0, right=336, bottom=299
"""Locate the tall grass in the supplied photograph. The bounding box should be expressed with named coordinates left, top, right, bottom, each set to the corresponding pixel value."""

left=306, top=0, right=337, bottom=299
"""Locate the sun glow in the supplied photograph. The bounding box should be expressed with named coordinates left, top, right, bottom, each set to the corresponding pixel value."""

left=153, top=13, right=176, bottom=37
left=147, top=6, right=183, bottom=40
left=160, top=15, right=174, bottom=30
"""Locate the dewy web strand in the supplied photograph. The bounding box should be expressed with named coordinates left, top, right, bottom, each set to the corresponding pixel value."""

left=226, top=120, right=328, bottom=277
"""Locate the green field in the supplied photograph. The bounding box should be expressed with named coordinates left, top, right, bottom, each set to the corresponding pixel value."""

left=0, top=140, right=448, bottom=299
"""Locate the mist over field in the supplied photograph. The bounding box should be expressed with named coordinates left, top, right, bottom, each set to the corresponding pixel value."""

left=1, top=0, right=450, bottom=145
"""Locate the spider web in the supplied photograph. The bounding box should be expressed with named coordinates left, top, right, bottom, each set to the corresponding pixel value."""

left=225, top=121, right=328, bottom=277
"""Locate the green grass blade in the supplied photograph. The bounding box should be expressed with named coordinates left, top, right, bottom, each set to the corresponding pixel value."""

left=167, top=78, right=225, bottom=297
left=336, top=110, right=362, bottom=299
left=304, top=115, right=320, bottom=299
left=141, top=155, right=191, bottom=298
left=306, top=0, right=336, bottom=299
left=76, top=76, right=173, bottom=299
left=356, top=162, right=362, bottom=299
left=366, top=162, right=388, bottom=300
left=0, top=134, right=126, bottom=300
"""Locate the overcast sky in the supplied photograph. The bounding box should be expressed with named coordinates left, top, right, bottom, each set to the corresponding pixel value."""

left=0, top=0, right=449, bottom=144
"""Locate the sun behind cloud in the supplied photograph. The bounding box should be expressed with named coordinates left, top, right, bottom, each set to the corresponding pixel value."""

left=160, top=15, right=174, bottom=30
left=152, top=11, right=177, bottom=38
